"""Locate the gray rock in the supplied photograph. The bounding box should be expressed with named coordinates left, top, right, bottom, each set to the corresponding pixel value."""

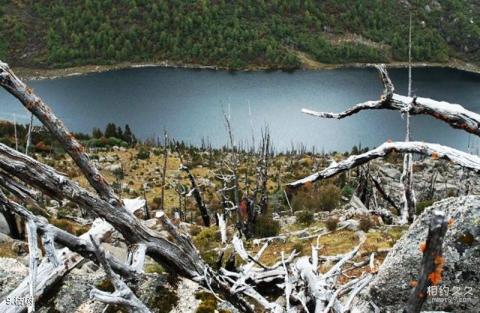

left=0, top=258, right=28, bottom=300
left=0, top=212, right=10, bottom=235
left=380, top=166, right=401, bottom=180
left=339, top=219, right=360, bottom=231
left=354, top=196, right=480, bottom=312
left=0, top=232, right=13, bottom=243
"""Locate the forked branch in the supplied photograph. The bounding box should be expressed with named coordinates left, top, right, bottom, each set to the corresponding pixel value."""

left=302, top=65, right=480, bottom=137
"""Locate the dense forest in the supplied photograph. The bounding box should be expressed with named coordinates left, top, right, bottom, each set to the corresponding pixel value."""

left=0, top=0, right=479, bottom=70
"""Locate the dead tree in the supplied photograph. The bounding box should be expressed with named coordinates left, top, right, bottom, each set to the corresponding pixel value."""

left=404, top=210, right=447, bottom=313
left=257, top=126, right=271, bottom=214
left=401, top=13, right=417, bottom=224
left=161, top=130, right=168, bottom=211
left=0, top=62, right=254, bottom=313
left=175, top=142, right=210, bottom=227
left=180, top=163, right=210, bottom=226
left=301, top=64, right=480, bottom=222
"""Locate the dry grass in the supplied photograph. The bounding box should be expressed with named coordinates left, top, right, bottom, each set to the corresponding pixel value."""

left=0, top=242, right=16, bottom=258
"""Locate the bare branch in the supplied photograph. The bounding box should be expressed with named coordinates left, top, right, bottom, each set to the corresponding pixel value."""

left=89, top=235, right=152, bottom=313
left=302, top=65, right=480, bottom=138
left=0, top=191, right=137, bottom=278
left=0, top=61, right=119, bottom=204
left=288, top=141, right=480, bottom=188
left=26, top=219, right=38, bottom=313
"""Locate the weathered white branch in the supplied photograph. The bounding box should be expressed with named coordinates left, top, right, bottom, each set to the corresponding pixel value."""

left=302, top=65, right=480, bottom=138
left=289, top=141, right=480, bottom=188
left=89, top=235, right=152, bottom=313
left=0, top=61, right=119, bottom=204
left=26, top=220, right=38, bottom=313
left=127, top=244, right=147, bottom=273
left=41, top=231, right=60, bottom=267
left=0, top=217, right=115, bottom=313
left=218, top=213, right=227, bottom=244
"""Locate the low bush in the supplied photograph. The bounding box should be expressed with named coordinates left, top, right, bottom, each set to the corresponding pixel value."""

left=341, top=185, right=354, bottom=199
left=137, top=147, right=150, bottom=160
left=325, top=216, right=339, bottom=231
left=359, top=215, right=373, bottom=232
left=291, top=183, right=341, bottom=212
left=296, top=210, right=314, bottom=226
left=253, top=214, right=281, bottom=238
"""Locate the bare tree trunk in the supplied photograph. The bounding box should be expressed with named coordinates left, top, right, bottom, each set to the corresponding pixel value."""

left=13, top=113, right=18, bottom=151
left=25, top=114, right=33, bottom=156
left=180, top=164, right=210, bottom=227
left=400, top=12, right=416, bottom=224
left=161, top=130, right=168, bottom=211
left=404, top=211, right=447, bottom=313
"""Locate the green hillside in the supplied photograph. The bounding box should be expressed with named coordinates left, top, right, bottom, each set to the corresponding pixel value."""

left=0, top=0, right=479, bottom=70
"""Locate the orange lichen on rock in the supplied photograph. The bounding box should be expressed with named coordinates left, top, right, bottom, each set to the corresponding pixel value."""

left=431, top=152, right=439, bottom=160
left=428, top=256, right=445, bottom=285
left=448, top=218, right=455, bottom=227
left=419, top=242, right=427, bottom=253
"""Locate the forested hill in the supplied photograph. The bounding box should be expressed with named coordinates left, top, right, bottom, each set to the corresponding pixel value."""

left=0, top=0, right=479, bottom=71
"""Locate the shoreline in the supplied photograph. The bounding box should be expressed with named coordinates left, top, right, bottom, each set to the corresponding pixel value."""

left=13, top=59, right=480, bottom=81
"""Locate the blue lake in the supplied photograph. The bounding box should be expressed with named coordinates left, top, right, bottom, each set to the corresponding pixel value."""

left=1, top=66, right=479, bottom=152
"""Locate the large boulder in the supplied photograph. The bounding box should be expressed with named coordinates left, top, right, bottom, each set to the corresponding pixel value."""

left=353, top=196, right=480, bottom=313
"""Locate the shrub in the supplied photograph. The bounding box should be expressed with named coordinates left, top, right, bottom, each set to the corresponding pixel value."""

left=292, top=242, right=304, bottom=253
left=359, top=215, right=373, bottom=232
left=317, top=184, right=341, bottom=211
left=253, top=215, right=280, bottom=238
left=193, top=226, right=221, bottom=267
left=291, top=183, right=341, bottom=212
left=296, top=210, right=314, bottom=226
left=137, top=147, right=150, bottom=160
left=325, top=217, right=339, bottom=231
left=341, top=185, right=354, bottom=199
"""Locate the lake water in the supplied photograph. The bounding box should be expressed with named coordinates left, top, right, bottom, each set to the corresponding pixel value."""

left=1, top=66, right=479, bottom=152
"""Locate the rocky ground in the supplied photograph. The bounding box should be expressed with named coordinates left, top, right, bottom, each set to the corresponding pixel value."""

left=1, top=147, right=479, bottom=312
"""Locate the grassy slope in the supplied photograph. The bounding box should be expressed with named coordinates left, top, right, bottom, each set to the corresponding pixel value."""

left=0, top=0, right=479, bottom=70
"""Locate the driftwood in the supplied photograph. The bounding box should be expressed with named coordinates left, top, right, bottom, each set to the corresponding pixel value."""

left=288, top=141, right=480, bottom=188
left=404, top=211, right=448, bottom=313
